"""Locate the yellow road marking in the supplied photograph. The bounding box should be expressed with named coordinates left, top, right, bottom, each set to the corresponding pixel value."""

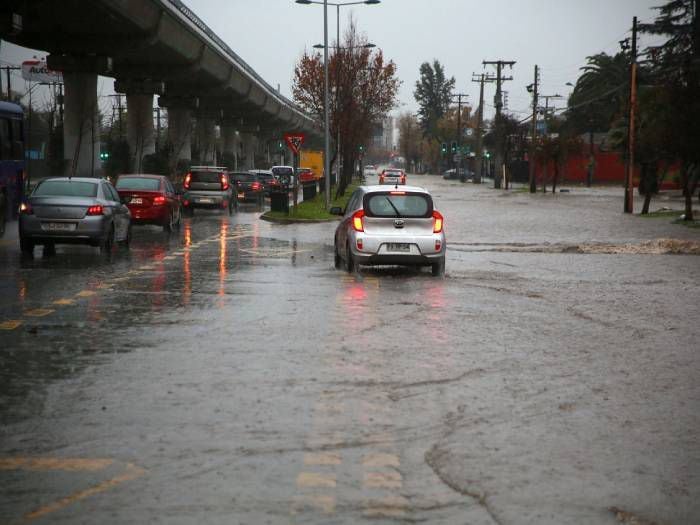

left=0, top=457, right=113, bottom=472
left=111, top=277, right=130, bottom=282
left=296, top=472, right=336, bottom=488
left=0, top=320, right=23, bottom=330
left=364, top=496, right=409, bottom=518
left=75, top=290, right=96, bottom=298
left=53, top=298, right=75, bottom=306
left=24, top=462, right=146, bottom=520
left=303, top=453, right=342, bottom=466
left=23, top=308, right=54, bottom=318
left=362, top=453, right=400, bottom=468
left=96, top=283, right=113, bottom=290
left=364, top=471, right=402, bottom=489
left=291, top=495, right=336, bottom=515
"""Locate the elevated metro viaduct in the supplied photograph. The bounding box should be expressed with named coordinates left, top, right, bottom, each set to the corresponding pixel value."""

left=1, top=0, right=320, bottom=175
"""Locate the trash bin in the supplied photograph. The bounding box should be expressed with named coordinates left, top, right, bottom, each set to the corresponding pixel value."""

left=302, top=182, right=317, bottom=201
left=270, top=190, right=289, bottom=213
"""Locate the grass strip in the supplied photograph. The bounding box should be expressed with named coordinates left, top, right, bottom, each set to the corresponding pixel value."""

left=264, top=183, right=358, bottom=221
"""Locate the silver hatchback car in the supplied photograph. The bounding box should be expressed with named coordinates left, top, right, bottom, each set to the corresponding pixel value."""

left=332, top=185, right=446, bottom=276
left=19, top=177, right=131, bottom=255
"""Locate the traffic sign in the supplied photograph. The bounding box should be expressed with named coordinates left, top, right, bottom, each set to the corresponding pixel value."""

left=284, top=133, right=305, bottom=155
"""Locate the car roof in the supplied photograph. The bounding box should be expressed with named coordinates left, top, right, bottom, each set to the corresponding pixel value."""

left=249, top=169, right=272, bottom=174
left=40, top=177, right=102, bottom=184
left=117, top=174, right=165, bottom=179
left=360, top=184, right=429, bottom=195
left=271, top=165, right=294, bottom=170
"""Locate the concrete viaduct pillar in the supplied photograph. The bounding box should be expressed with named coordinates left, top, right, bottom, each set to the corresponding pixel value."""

left=125, top=93, right=155, bottom=172
left=195, top=117, right=217, bottom=165
left=62, top=72, right=100, bottom=177
left=240, top=133, right=257, bottom=170
left=47, top=55, right=113, bottom=178
left=166, top=106, right=193, bottom=165
left=221, top=121, right=240, bottom=171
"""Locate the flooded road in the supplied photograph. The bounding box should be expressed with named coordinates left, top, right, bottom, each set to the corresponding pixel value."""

left=1, top=177, right=699, bottom=524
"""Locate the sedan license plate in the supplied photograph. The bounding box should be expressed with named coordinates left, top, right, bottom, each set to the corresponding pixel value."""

left=42, top=222, right=76, bottom=232
left=237, top=192, right=245, bottom=199
left=198, top=198, right=214, bottom=204
left=386, top=243, right=410, bottom=252
left=130, top=197, right=143, bottom=204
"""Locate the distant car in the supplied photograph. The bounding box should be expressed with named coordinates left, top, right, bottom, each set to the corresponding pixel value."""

left=442, top=168, right=474, bottom=182
left=231, top=172, right=264, bottom=205
left=379, top=168, right=406, bottom=185
left=19, top=177, right=131, bottom=255
left=297, top=167, right=316, bottom=183
left=363, top=165, right=376, bottom=177
left=249, top=169, right=280, bottom=195
left=271, top=166, right=296, bottom=187
left=116, top=174, right=181, bottom=232
left=331, top=185, right=445, bottom=276
left=182, top=166, right=235, bottom=216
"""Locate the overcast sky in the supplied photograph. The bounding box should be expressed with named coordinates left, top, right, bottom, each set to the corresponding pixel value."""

left=1, top=0, right=662, bottom=121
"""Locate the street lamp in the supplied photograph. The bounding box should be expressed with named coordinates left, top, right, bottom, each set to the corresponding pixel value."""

left=294, top=0, right=381, bottom=209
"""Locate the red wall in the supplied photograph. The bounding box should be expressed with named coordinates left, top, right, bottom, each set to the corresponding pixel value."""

left=534, top=146, right=681, bottom=189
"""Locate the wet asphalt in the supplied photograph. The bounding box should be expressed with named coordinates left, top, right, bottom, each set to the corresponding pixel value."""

left=1, top=175, right=699, bottom=524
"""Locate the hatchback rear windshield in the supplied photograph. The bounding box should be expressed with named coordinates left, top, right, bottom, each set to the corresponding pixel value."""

left=272, top=167, right=294, bottom=176
left=116, top=177, right=161, bottom=191
left=191, top=171, right=224, bottom=183
left=256, top=173, right=274, bottom=180
left=366, top=192, right=431, bottom=218
left=34, top=181, right=98, bottom=198
left=233, top=173, right=256, bottom=182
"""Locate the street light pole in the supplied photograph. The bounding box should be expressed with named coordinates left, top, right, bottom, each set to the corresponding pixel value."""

left=323, top=0, right=331, bottom=208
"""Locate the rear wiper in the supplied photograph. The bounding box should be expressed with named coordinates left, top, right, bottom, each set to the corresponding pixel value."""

left=384, top=197, right=401, bottom=217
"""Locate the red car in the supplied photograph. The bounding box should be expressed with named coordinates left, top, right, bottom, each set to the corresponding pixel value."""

left=115, top=174, right=182, bottom=232
left=297, top=167, right=316, bottom=183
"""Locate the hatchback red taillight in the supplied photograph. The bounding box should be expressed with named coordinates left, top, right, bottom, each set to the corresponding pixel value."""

left=86, top=205, right=104, bottom=216
left=400, top=175, right=406, bottom=184
left=433, top=210, right=444, bottom=233
left=221, top=173, right=229, bottom=190
left=352, top=210, right=365, bottom=232
left=153, top=195, right=166, bottom=206
left=251, top=182, right=261, bottom=191
left=184, top=173, right=192, bottom=190
left=19, top=202, right=33, bottom=215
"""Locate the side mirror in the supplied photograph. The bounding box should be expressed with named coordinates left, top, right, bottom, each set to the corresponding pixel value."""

left=329, top=206, right=343, bottom=216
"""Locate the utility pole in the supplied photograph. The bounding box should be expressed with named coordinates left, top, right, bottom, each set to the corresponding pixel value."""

left=154, top=107, right=161, bottom=153
left=450, top=92, right=469, bottom=178
left=624, top=16, right=638, bottom=214
left=528, top=65, right=539, bottom=193
left=472, top=73, right=496, bottom=184
left=483, top=60, right=515, bottom=189
left=2, top=66, right=21, bottom=100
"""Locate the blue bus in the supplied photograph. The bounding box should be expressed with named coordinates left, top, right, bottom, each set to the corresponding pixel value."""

left=0, top=101, right=25, bottom=237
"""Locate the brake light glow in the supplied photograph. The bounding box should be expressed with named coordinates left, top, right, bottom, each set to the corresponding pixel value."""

left=400, top=175, right=406, bottom=184
left=433, top=210, right=444, bottom=233
left=153, top=195, right=166, bottom=206
left=251, top=182, right=261, bottom=191
left=86, top=205, right=104, bottom=216
left=221, top=173, right=229, bottom=190
left=184, top=173, right=192, bottom=189
left=20, top=202, right=33, bottom=214
left=352, top=210, right=365, bottom=232
left=390, top=191, right=406, bottom=195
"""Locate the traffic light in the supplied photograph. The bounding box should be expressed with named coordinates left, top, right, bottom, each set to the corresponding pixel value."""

left=277, top=140, right=284, bottom=150
left=441, top=143, right=447, bottom=155
left=484, top=151, right=491, bottom=159
left=451, top=142, right=457, bottom=154
left=358, top=144, right=364, bottom=153
left=99, top=151, right=110, bottom=161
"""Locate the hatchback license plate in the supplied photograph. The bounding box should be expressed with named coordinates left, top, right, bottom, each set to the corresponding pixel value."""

left=198, top=198, right=214, bottom=203
left=42, top=222, right=76, bottom=232
left=386, top=243, right=410, bottom=252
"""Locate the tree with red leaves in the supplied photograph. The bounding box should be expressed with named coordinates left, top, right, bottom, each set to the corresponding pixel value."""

left=293, top=19, right=400, bottom=197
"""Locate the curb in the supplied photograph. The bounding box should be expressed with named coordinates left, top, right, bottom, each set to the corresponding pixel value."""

left=259, top=213, right=340, bottom=224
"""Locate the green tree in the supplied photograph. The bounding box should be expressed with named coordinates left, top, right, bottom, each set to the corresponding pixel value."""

left=414, top=60, right=455, bottom=138
left=567, top=52, right=629, bottom=135
left=640, top=0, right=699, bottom=220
